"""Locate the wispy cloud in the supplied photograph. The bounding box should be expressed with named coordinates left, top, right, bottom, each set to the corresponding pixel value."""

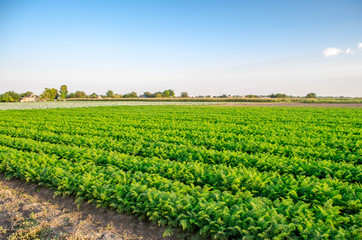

left=346, top=48, right=355, bottom=54
left=358, top=43, right=362, bottom=49
left=322, top=48, right=343, bottom=57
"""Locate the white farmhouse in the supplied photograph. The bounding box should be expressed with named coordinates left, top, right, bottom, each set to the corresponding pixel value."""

left=20, top=93, right=39, bottom=102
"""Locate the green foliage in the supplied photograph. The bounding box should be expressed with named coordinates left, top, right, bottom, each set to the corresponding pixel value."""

left=142, top=90, right=176, bottom=98
left=155, top=92, right=163, bottom=98
left=0, top=106, right=361, bottom=239
left=181, top=92, right=189, bottom=98
left=59, top=85, right=68, bottom=99
left=269, top=93, right=288, bottom=98
left=123, top=91, right=137, bottom=98
left=66, top=92, right=76, bottom=98
left=0, top=91, right=20, bottom=102
left=40, top=88, right=58, bottom=100
left=89, top=93, right=98, bottom=98
left=143, top=92, right=155, bottom=98
left=306, top=92, right=317, bottom=98
left=162, top=90, right=171, bottom=97
left=20, top=91, right=34, bottom=97
left=106, top=90, right=114, bottom=98
left=75, top=91, right=87, bottom=98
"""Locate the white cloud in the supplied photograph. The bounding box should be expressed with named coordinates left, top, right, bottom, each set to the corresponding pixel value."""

left=358, top=43, right=362, bottom=49
left=346, top=48, right=355, bottom=54
left=322, top=48, right=343, bottom=57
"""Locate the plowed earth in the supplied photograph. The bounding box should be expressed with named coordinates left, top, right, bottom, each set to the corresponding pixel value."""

left=0, top=174, right=176, bottom=240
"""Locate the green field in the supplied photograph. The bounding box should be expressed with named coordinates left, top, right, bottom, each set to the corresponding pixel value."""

left=0, top=106, right=361, bottom=239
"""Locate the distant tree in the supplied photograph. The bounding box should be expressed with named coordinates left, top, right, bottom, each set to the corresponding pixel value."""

left=59, top=85, right=68, bottom=99
left=123, top=91, right=137, bottom=98
left=277, top=93, right=287, bottom=98
left=245, top=95, right=258, bottom=98
left=106, top=90, right=115, bottom=98
left=180, top=92, right=189, bottom=98
left=269, top=93, right=287, bottom=98
left=168, top=89, right=175, bottom=97
left=67, top=93, right=76, bottom=98
left=306, top=93, right=317, bottom=98
left=75, top=91, right=87, bottom=98
left=144, top=92, right=155, bottom=98
left=161, top=89, right=175, bottom=98
left=269, top=94, right=277, bottom=98
left=205, top=95, right=211, bottom=98
left=0, top=91, right=21, bottom=102
left=162, top=90, right=170, bottom=98
left=89, top=93, right=98, bottom=98
left=20, top=91, right=34, bottom=97
left=40, top=88, right=59, bottom=100
left=155, top=92, right=163, bottom=98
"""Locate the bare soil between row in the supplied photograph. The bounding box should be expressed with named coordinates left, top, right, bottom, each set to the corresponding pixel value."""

left=0, top=174, right=178, bottom=240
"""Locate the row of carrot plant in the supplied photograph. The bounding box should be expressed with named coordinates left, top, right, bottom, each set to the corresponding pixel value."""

left=0, top=106, right=361, bottom=239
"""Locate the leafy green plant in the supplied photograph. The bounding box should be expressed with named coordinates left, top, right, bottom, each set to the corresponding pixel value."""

left=0, top=105, right=361, bottom=239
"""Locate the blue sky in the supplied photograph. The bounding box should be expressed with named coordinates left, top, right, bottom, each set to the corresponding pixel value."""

left=1, top=0, right=361, bottom=96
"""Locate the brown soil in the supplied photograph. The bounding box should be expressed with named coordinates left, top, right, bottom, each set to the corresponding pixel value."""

left=219, top=102, right=362, bottom=107
left=0, top=174, right=180, bottom=240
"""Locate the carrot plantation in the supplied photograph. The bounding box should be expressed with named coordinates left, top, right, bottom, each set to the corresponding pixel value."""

left=0, top=105, right=361, bottom=239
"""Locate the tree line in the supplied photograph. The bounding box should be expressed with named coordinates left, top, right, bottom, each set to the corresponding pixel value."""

left=0, top=85, right=318, bottom=102
left=0, top=85, right=190, bottom=102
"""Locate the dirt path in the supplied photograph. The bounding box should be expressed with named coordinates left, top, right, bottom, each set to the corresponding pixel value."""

left=0, top=174, right=178, bottom=240
left=219, top=102, right=362, bottom=107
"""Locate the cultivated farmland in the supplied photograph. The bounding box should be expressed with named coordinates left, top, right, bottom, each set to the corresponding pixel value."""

left=0, top=106, right=361, bottom=239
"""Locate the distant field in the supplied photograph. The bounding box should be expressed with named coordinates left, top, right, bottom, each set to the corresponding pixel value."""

left=0, top=101, right=221, bottom=110
left=1, top=100, right=361, bottom=111
left=70, top=97, right=362, bottom=103
left=0, top=106, right=361, bottom=239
